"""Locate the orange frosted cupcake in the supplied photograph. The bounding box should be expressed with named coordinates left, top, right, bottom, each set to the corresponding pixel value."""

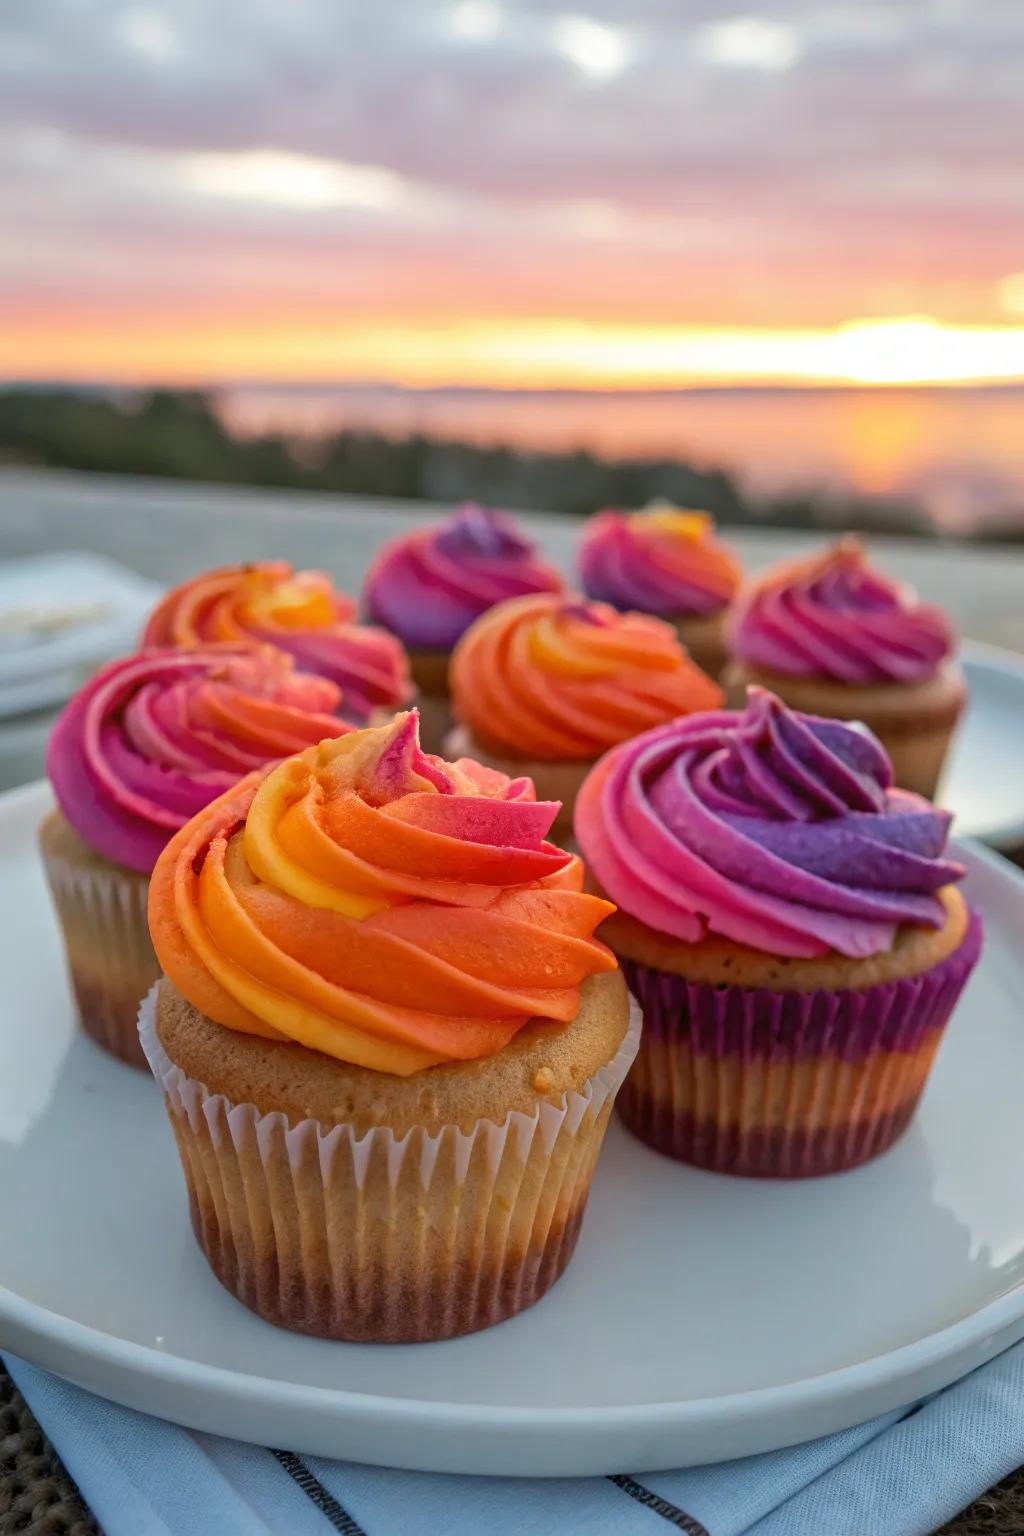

left=579, top=504, right=742, bottom=676
left=446, top=593, right=723, bottom=838
left=725, top=539, right=965, bottom=797
left=41, top=647, right=350, bottom=1066
left=141, top=713, right=637, bottom=1342
left=143, top=561, right=411, bottom=724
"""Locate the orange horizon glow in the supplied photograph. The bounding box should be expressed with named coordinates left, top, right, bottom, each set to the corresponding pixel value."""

left=3, top=314, right=1024, bottom=392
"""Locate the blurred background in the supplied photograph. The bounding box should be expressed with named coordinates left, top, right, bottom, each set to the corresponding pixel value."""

left=2, top=0, right=1024, bottom=538
left=3, top=0, right=1024, bottom=791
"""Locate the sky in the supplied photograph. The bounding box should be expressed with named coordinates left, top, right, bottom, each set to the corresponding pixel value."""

left=3, top=0, right=1024, bottom=389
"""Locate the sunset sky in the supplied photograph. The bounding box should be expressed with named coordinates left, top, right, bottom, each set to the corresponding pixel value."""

left=4, top=0, right=1024, bottom=389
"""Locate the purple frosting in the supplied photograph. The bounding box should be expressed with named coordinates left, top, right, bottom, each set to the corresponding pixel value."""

left=362, top=503, right=563, bottom=649
left=575, top=688, right=965, bottom=959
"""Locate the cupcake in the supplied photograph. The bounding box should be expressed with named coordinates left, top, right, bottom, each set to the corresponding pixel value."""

left=446, top=593, right=723, bottom=839
left=143, top=561, right=411, bottom=724
left=141, top=712, right=637, bottom=1342
left=579, top=503, right=742, bottom=676
left=41, top=647, right=350, bottom=1067
left=362, top=502, right=564, bottom=751
left=725, top=538, right=965, bottom=797
left=575, top=688, right=981, bottom=1178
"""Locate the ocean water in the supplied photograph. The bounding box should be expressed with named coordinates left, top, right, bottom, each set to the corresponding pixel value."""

left=217, top=383, right=1024, bottom=534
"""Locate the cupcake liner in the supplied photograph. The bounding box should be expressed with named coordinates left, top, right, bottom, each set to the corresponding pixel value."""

left=41, top=832, right=158, bottom=1069
left=617, top=912, right=981, bottom=1178
left=139, top=987, right=641, bottom=1342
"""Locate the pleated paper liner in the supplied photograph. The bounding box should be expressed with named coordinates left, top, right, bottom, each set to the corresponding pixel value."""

left=39, top=811, right=157, bottom=1069
left=139, top=987, right=641, bottom=1342
left=617, top=912, right=981, bottom=1178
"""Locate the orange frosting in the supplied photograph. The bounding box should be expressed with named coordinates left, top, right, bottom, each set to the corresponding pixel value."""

left=144, top=561, right=353, bottom=643
left=148, top=713, right=617, bottom=1076
left=142, top=562, right=411, bottom=721
left=450, top=593, right=724, bottom=761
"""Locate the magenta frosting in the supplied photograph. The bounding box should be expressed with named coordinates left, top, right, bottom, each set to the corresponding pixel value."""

left=729, top=540, right=955, bottom=684
left=46, top=649, right=345, bottom=874
left=247, top=622, right=409, bottom=723
left=574, top=688, right=965, bottom=959
left=363, top=503, right=564, bottom=649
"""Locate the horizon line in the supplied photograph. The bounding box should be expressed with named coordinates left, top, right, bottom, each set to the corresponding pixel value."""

left=5, top=376, right=1024, bottom=398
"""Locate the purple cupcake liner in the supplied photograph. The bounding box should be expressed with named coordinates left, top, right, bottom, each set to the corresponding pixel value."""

left=617, top=910, right=981, bottom=1177
left=622, top=911, right=981, bottom=1062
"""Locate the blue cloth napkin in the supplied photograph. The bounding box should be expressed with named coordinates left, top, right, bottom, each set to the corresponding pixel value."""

left=8, top=1344, right=1024, bottom=1536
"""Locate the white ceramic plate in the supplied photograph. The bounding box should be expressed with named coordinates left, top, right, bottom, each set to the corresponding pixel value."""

left=941, top=641, right=1024, bottom=850
left=1, top=781, right=1023, bottom=1476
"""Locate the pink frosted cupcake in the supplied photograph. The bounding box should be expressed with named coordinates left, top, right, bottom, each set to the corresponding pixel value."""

left=725, top=538, right=964, bottom=797
left=40, top=647, right=351, bottom=1066
left=579, top=504, right=742, bottom=676
left=575, top=688, right=981, bottom=1177
left=143, top=561, right=411, bottom=724
left=363, top=503, right=564, bottom=749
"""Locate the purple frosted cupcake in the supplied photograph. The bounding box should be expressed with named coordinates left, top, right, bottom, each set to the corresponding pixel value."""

left=362, top=503, right=563, bottom=749
left=579, top=504, right=742, bottom=677
left=574, top=688, right=981, bottom=1177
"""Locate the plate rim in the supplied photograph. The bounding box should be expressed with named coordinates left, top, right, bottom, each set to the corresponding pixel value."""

left=952, top=639, right=1024, bottom=850
left=2, top=774, right=1024, bottom=1472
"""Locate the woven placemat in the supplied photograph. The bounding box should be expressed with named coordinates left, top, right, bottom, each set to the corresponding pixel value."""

left=0, top=1364, right=98, bottom=1536
left=3, top=1358, right=1024, bottom=1536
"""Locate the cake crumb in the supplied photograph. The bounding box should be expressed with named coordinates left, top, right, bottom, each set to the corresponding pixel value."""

left=533, top=1066, right=556, bottom=1093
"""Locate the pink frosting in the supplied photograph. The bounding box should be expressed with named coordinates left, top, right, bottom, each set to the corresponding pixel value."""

left=47, top=648, right=349, bottom=874
left=574, top=688, right=964, bottom=959
left=729, top=540, right=955, bottom=684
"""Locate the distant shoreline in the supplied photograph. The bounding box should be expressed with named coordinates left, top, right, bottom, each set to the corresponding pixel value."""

left=4, top=379, right=1024, bottom=400
left=3, top=382, right=1022, bottom=535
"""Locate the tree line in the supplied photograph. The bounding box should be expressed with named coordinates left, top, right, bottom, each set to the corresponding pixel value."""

left=0, top=386, right=1016, bottom=541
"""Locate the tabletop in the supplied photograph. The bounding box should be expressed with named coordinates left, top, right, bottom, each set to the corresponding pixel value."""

left=3, top=466, right=1024, bottom=1535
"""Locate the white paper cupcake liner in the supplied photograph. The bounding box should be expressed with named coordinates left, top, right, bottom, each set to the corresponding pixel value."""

left=40, top=819, right=157, bottom=1068
left=139, top=984, right=641, bottom=1342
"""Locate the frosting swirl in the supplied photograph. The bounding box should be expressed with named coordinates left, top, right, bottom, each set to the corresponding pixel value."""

left=729, top=539, right=955, bottom=684
left=363, top=502, right=564, bottom=649
left=142, top=562, right=411, bottom=722
left=47, top=648, right=348, bottom=874
left=451, top=593, right=723, bottom=761
left=574, top=688, right=965, bottom=959
left=148, top=713, right=616, bottom=1075
left=580, top=505, right=742, bottom=617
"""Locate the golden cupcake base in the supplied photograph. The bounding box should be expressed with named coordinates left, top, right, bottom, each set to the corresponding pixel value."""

left=673, top=610, right=729, bottom=679
left=407, top=648, right=453, bottom=754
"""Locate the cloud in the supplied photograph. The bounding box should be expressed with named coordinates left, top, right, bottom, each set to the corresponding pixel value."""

left=1, top=0, right=1023, bottom=345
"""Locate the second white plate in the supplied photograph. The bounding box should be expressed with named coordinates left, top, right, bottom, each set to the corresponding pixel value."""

left=941, top=641, right=1024, bottom=850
